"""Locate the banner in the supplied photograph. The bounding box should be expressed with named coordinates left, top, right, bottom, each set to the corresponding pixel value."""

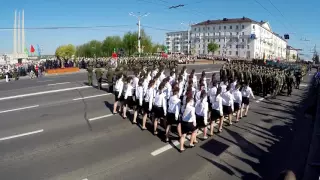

left=37, top=44, right=41, bottom=56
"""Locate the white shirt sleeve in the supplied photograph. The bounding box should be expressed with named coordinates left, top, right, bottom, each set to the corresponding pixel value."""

left=219, top=97, right=223, bottom=116
left=204, top=102, right=208, bottom=125
left=139, top=88, right=143, bottom=106
left=118, top=82, right=123, bottom=98
left=230, top=94, right=234, bottom=111
left=149, top=90, right=153, bottom=111
left=249, top=88, right=255, bottom=99
left=162, top=95, right=167, bottom=115
left=175, top=101, right=180, bottom=120
left=124, top=86, right=129, bottom=99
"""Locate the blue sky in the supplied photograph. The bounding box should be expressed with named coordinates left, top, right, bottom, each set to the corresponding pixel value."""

left=0, top=0, right=319, bottom=59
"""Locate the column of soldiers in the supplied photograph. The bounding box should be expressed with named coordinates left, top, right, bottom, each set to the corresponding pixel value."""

left=86, top=57, right=179, bottom=91
left=219, top=60, right=306, bottom=97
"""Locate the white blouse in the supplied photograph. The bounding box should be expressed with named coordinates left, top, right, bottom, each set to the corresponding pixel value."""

left=222, top=91, right=234, bottom=110
left=154, top=92, right=167, bottom=115
left=167, top=95, right=181, bottom=120
left=135, top=86, right=144, bottom=106
left=232, top=89, right=242, bottom=104
left=124, top=83, right=133, bottom=99
left=182, top=102, right=196, bottom=126
left=115, top=78, right=124, bottom=98
left=211, top=94, right=223, bottom=116
left=241, top=86, right=255, bottom=98
left=144, top=87, right=155, bottom=111
left=195, top=98, right=208, bottom=124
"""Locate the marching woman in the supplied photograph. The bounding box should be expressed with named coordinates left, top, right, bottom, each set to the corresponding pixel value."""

left=178, top=76, right=184, bottom=100
left=122, top=77, right=134, bottom=119
left=132, top=71, right=140, bottom=95
left=169, top=71, right=176, bottom=86
left=200, top=71, right=207, bottom=91
left=163, top=77, right=172, bottom=105
left=179, top=95, right=197, bottom=152
left=153, top=83, right=167, bottom=135
left=221, top=84, right=234, bottom=125
left=210, top=87, right=224, bottom=134
left=208, top=81, right=218, bottom=112
left=142, top=75, right=149, bottom=95
left=154, top=74, right=161, bottom=91
left=230, top=78, right=237, bottom=92
left=132, top=79, right=144, bottom=124
left=165, top=87, right=181, bottom=142
left=195, top=82, right=205, bottom=102
left=113, top=73, right=124, bottom=114
left=141, top=80, right=155, bottom=130
left=181, top=66, right=188, bottom=84
left=195, top=90, right=209, bottom=139
left=232, top=84, right=242, bottom=122
left=159, top=69, right=166, bottom=82
left=240, top=81, right=255, bottom=118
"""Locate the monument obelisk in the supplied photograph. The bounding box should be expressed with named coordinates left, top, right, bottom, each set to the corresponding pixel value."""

left=13, top=9, right=26, bottom=59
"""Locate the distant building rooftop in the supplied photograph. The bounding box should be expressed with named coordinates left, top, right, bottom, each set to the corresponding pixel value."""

left=192, top=17, right=265, bottom=26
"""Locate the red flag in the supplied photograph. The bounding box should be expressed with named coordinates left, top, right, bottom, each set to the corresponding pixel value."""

left=30, top=45, right=35, bottom=53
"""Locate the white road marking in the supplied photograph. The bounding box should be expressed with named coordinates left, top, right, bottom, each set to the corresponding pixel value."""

left=255, top=98, right=264, bottom=103
left=37, top=80, right=54, bottom=83
left=48, top=82, right=71, bottom=86
left=191, top=71, right=219, bottom=75
left=73, top=93, right=111, bottom=101
left=300, top=84, right=308, bottom=87
left=0, top=105, right=40, bottom=114
left=82, top=179, right=88, bottom=180
left=89, top=114, right=113, bottom=121
left=0, top=129, right=44, bottom=141
left=0, top=83, right=109, bottom=101
left=151, top=123, right=217, bottom=156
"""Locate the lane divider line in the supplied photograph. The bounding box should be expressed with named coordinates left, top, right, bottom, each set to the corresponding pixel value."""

left=255, top=98, right=264, bottom=103
left=0, top=105, right=40, bottom=114
left=0, top=83, right=108, bottom=101
left=0, top=129, right=44, bottom=141
left=151, top=123, right=218, bottom=156
left=47, top=82, right=71, bottom=86
left=89, top=114, right=113, bottom=121
left=73, top=93, right=112, bottom=101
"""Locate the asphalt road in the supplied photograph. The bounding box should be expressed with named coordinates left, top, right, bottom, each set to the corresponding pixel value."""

left=0, top=64, right=315, bottom=180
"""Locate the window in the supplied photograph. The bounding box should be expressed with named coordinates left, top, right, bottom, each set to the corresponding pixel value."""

left=219, top=32, right=221, bottom=36
left=219, top=26, right=221, bottom=30
left=242, top=45, right=245, bottom=49
left=253, top=25, right=255, bottom=29
left=224, top=26, right=226, bottom=30
left=230, top=39, right=232, bottom=42
left=229, top=51, right=232, bottom=55
left=230, top=32, right=233, bottom=36
left=218, top=51, right=220, bottom=54
left=236, top=32, right=239, bottom=35
left=208, top=27, right=210, bottom=30
left=203, top=27, right=205, bottom=31
left=236, top=51, right=238, bottom=55
left=247, top=45, right=250, bottom=49
left=229, top=45, right=232, bottom=48
left=213, top=27, right=215, bottom=30
left=236, top=25, right=239, bottom=29
left=242, top=25, right=245, bottom=29
left=208, top=39, right=210, bottom=42
left=236, top=45, right=239, bottom=48
left=242, top=32, right=245, bottom=35
left=219, top=39, right=221, bottom=42
left=219, top=45, right=221, bottom=48
left=230, top=25, right=232, bottom=29
left=242, top=39, right=245, bottom=42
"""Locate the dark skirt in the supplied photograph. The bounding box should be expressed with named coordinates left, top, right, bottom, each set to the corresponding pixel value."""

left=167, top=112, right=178, bottom=125
left=114, top=91, right=120, bottom=102
left=181, top=121, right=196, bottom=134
left=211, top=109, right=222, bottom=120
left=242, top=97, right=250, bottom=105
left=196, top=114, right=206, bottom=128
left=234, top=102, right=240, bottom=111
left=153, top=106, right=165, bottom=119
left=143, top=101, right=152, bottom=114
left=123, top=96, right=133, bottom=106
left=223, top=105, right=232, bottom=115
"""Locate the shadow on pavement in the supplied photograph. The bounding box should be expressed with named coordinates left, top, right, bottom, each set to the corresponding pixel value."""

left=198, top=78, right=318, bottom=180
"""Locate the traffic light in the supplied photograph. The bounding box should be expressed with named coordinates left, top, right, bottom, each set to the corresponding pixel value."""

left=284, top=34, right=289, bottom=39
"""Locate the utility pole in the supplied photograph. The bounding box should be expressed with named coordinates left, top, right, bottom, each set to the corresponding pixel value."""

left=129, top=12, right=150, bottom=57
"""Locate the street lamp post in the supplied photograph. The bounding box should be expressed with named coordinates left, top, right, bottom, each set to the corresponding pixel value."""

left=129, top=12, right=150, bottom=57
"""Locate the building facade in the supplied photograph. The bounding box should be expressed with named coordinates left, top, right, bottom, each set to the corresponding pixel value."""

left=165, top=31, right=189, bottom=54
left=286, top=46, right=299, bottom=61
left=165, top=17, right=289, bottom=60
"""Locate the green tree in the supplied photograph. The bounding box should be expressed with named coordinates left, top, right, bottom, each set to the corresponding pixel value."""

left=122, top=32, right=137, bottom=56
left=151, top=44, right=165, bottom=53
left=207, top=42, right=219, bottom=55
left=55, top=44, right=76, bottom=68
left=313, top=54, right=319, bottom=64
left=101, top=36, right=122, bottom=56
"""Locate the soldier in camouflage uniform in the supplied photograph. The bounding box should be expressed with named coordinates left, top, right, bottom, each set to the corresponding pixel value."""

left=95, top=64, right=104, bottom=90
left=87, top=61, right=93, bottom=86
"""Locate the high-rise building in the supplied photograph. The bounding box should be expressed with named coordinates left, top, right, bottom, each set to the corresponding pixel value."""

left=165, top=31, right=189, bottom=54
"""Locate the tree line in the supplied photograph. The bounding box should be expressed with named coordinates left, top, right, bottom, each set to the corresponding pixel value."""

left=55, top=29, right=166, bottom=59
